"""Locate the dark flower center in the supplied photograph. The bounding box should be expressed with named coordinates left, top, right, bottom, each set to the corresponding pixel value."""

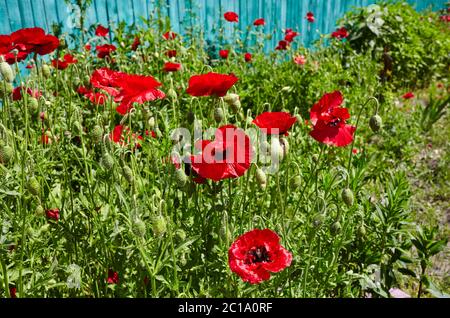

left=211, top=148, right=228, bottom=161
left=247, top=246, right=270, bottom=264
left=328, top=118, right=341, bottom=127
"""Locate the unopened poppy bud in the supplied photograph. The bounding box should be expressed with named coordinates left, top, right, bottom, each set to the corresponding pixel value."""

left=214, top=107, right=224, bottom=123
left=132, top=219, right=146, bottom=237
left=35, top=205, right=45, bottom=216
left=42, top=64, right=51, bottom=77
left=101, top=153, right=114, bottom=170
left=342, top=188, right=354, bottom=206
left=271, top=138, right=284, bottom=161
left=167, top=88, right=177, bottom=100
left=72, top=121, right=83, bottom=136
left=175, top=229, right=186, bottom=242
left=151, top=215, right=167, bottom=237
left=91, top=125, right=103, bottom=144
left=175, top=168, right=188, bottom=187
left=331, top=221, right=342, bottom=234
left=0, top=82, right=13, bottom=97
left=312, top=214, right=324, bottom=228
left=223, top=93, right=239, bottom=105
left=255, top=168, right=267, bottom=189
left=291, top=175, right=302, bottom=188
left=280, top=137, right=289, bottom=157
left=358, top=224, right=366, bottom=238
left=369, top=114, right=382, bottom=132
left=29, top=97, right=39, bottom=113
left=0, top=145, right=14, bottom=165
left=148, top=116, right=156, bottom=129
left=122, top=165, right=134, bottom=184
left=229, top=99, right=241, bottom=113
left=27, top=177, right=40, bottom=196
left=84, top=75, right=90, bottom=84
left=0, top=60, right=15, bottom=83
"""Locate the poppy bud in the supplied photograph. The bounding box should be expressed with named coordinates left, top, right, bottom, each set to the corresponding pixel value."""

left=214, top=107, right=224, bottom=123
left=27, top=177, right=40, bottom=196
left=147, top=116, right=156, bottom=129
left=312, top=154, right=319, bottom=162
left=0, top=82, right=13, bottom=97
left=101, top=153, right=114, bottom=170
left=42, top=64, right=51, bottom=78
left=330, top=221, right=342, bottom=234
left=0, top=60, right=15, bottom=83
left=341, top=188, right=354, bottom=206
left=84, top=75, right=90, bottom=84
left=175, top=229, right=186, bottom=242
left=167, top=88, right=177, bottom=100
left=28, top=97, right=39, bottom=113
left=35, top=205, right=45, bottom=216
left=122, top=165, right=134, bottom=184
left=280, top=137, right=289, bottom=157
left=151, top=215, right=167, bottom=237
left=91, top=125, right=103, bottom=144
left=0, top=144, right=14, bottom=165
left=175, top=168, right=188, bottom=187
left=312, top=214, right=324, bottom=228
left=358, top=224, right=366, bottom=238
left=369, top=114, right=382, bottom=132
left=291, top=175, right=301, bottom=188
left=255, top=168, right=267, bottom=189
left=170, top=131, right=183, bottom=145
left=132, top=218, right=146, bottom=237
left=223, top=93, right=239, bottom=105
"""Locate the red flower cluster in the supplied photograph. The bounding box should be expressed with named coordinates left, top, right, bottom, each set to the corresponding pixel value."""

left=51, top=54, right=78, bottom=70
left=253, top=112, right=297, bottom=136
left=90, top=68, right=165, bottom=115
left=224, top=12, right=239, bottom=23
left=244, top=53, right=252, bottom=62
left=95, top=25, right=109, bottom=37
left=331, top=27, right=349, bottom=39
left=96, top=44, right=116, bottom=58
left=46, top=208, right=60, bottom=221
left=109, top=124, right=148, bottom=148
left=189, top=125, right=252, bottom=181
left=284, top=29, right=299, bottom=43
left=219, top=49, right=229, bottom=59
left=12, top=86, right=42, bottom=101
left=107, top=269, right=119, bottom=284
left=163, top=31, right=177, bottom=40
left=309, top=91, right=356, bottom=147
left=275, top=40, right=289, bottom=51
left=186, top=72, right=238, bottom=97
left=402, top=91, right=415, bottom=99
left=253, top=18, right=265, bottom=26
left=306, top=12, right=315, bottom=23
left=228, top=229, right=292, bottom=284
left=0, top=27, right=59, bottom=64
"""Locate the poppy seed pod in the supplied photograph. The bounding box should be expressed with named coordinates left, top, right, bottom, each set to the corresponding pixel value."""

left=223, top=93, right=239, bottom=105
left=27, top=177, right=40, bottom=196
left=175, top=168, right=188, bottom=188
left=342, top=188, right=354, bottom=206
left=29, top=97, right=39, bottom=113
left=122, top=165, right=134, bottom=184
left=369, top=114, right=382, bottom=132
left=229, top=99, right=241, bottom=113
left=280, top=137, right=289, bottom=157
left=151, top=215, right=167, bottom=237
left=291, top=175, right=302, bottom=188
left=148, top=117, right=156, bottom=129
left=35, top=205, right=45, bottom=216
left=132, top=218, right=146, bottom=237
left=42, top=64, right=51, bottom=78
left=101, top=153, right=114, bottom=170
left=255, top=168, right=267, bottom=189
left=0, top=145, right=14, bottom=165
left=90, top=125, right=103, bottom=144
left=0, top=60, right=15, bottom=83
left=214, top=107, right=224, bottom=123
left=331, top=221, right=342, bottom=234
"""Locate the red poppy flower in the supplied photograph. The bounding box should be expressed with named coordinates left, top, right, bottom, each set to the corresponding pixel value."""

left=275, top=40, right=289, bottom=50
left=12, top=86, right=42, bottom=101
left=244, top=53, right=252, bottom=62
left=2, top=51, right=28, bottom=64
left=86, top=92, right=107, bottom=105
left=96, top=44, right=116, bottom=58
left=114, top=74, right=165, bottom=115
left=131, top=37, right=141, bottom=51
left=228, top=229, right=292, bottom=284
left=163, top=62, right=182, bottom=72
left=186, top=72, right=238, bottom=97
left=109, top=125, right=144, bottom=148
left=306, top=12, right=315, bottom=23
left=84, top=44, right=91, bottom=51
left=166, top=50, right=177, bottom=58
left=95, top=25, right=109, bottom=37
left=402, top=92, right=414, bottom=99
left=253, top=18, right=265, bottom=26
left=10, top=287, right=17, bottom=298
left=26, top=62, right=34, bottom=69
left=46, top=208, right=60, bottom=221
left=224, top=12, right=239, bottom=23
left=163, top=31, right=177, bottom=40
left=253, top=112, right=297, bottom=136
left=284, top=30, right=299, bottom=43
left=107, top=269, right=119, bottom=284
left=10, top=27, right=59, bottom=56
left=51, top=53, right=78, bottom=70
left=90, top=68, right=125, bottom=97
left=219, top=49, right=229, bottom=59
left=294, top=55, right=306, bottom=65
left=309, top=91, right=356, bottom=147
left=0, top=35, right=12, bottom=55
left=189, top=125, right=252, bottom=182
left=331, top=27, right=349, bottom=39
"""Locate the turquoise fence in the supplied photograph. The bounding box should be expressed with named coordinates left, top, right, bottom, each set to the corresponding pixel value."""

left=0, top=0, right=447, bottom=49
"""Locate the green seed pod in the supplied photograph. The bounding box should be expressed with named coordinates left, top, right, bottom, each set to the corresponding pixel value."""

left=280, top=137, right=289, bottom=157
left=255, top=168, right=267, bottom=189
left=101, top=153, right=114, bottom=170
left=35, top=205, right=45, bottom=216
left=341, top=188, right=354, bottom=207
left=358, top=224, right=366, bottom=238
left=291, top=175, right=302, bottom=189
left=0, top=60, right=15, bottom=83
left=214, top=107, right=224, bottom=123
left=151, top=215, right=167, bottom=237
left=175, top=168, right=188, bottom=188
left=223, top=93, right=239, bottom=105
left=148, top=117, right=156, bottom=129
left=41, top=64, right=51, bottom=78
left=331, top=221, right=342, bottom=234
left=122, top=165, right=134, bottom=184
left=0, top=145, right=14, bottom=165
left=369, top=115, right=382, bottom=132
left=27, top=177, right=40, bottom=196
left=28, top=97, right=39, bottom=113
left=91, top=125, right=103, bottom=144
left=132, top=219, right=146, bottom=237
left=230, top=99, right=241, bottom=113
left=312, top=214, right=324, bottom=228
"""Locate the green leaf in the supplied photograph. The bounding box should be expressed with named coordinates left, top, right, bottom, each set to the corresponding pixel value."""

left=397, top=268, right=416, bottom=278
